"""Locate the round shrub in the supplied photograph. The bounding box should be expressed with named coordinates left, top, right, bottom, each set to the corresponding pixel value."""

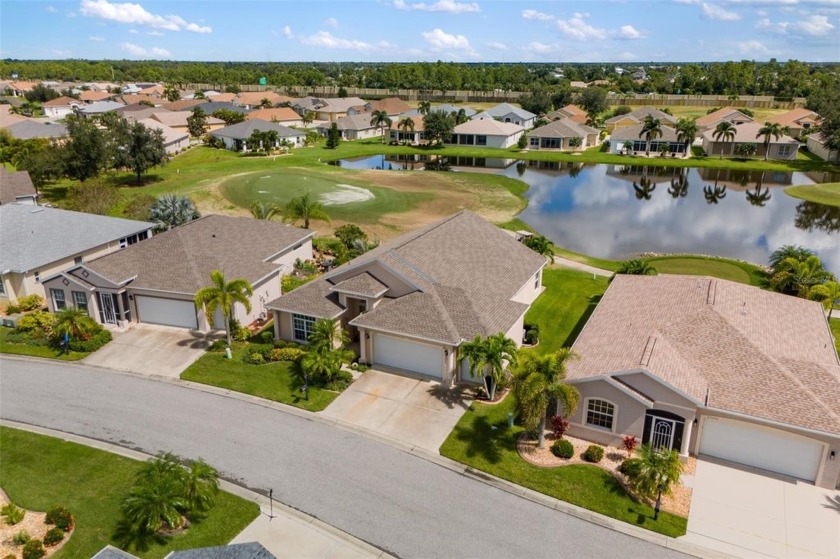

left=43, top=528, right=64, bottom=547
left=551, top=438, right=574, bottom=459
left=13, top=529, right=31, bottom=545
left=325, top=369, right=353, bottom=391
left=357, top=364, right=369, bottom=373
left=66, top=329, right=112, bottom=353
left=269, top=347, right=305, bottom=362
left=523, top=329, right=538, bottom=345
left=5, top=554, right=18, bottom=559
left=45, top=506, right=73, bottom=531
left=22, top=540, right=45, bottom=559
left=618, top=458, right=642, bottom=477
left=17, top=294, right=45, bottom=312
left=16, top=311, right=55, bottom=338
left=209, top=339, right=227, bottom=351
left=272, top=339, right=289, bottom=349
left=260, top=330, right=274, bottom=344
left=582, top=444, right=604, bottom=463
left=243, top=350, right=265, bottom=365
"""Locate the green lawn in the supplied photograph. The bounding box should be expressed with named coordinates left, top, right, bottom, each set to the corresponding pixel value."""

left=0, top=326, right=90, bottom=361
left=0, top=427, right=259, bottom=559
left=785, top=182, right=840, bottom=207
left=830, top=318, right=840, bottom=354
left=439, top=399, right=688, bottom=537
left=647, top=256, right=767, bottom=286
left=180, top=344, right=338, bottom=412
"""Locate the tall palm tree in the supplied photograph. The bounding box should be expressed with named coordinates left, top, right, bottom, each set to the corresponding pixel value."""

left=756, top=121, right=791, bottom=161
left=307, top=318, right=349, bottom=352
left=461, top=333, right=518, bottom=402
left=370, top=110, right=392, bottom=144
left=675, top=118, right=698, bottom=155
left=397, top=117, right=415, bottom=145
left=712, top=121, right=737, bottom=159
left=639, top=116, right=663, bottom=157
left=194, top=270, right=254, bottom=348
left=283, top=192, right=331, bottom=229
left=163, top=84, right=180, bottom=102
left=53, top=307, right=96, bottom=341
left=250, top=201, right=282, bottom=220
left=511, top=349, right=580, bottom=448
left=616, top=259, right=657, bottom=275
left=149, top=194, right=200, bottom=231
left=703, top=184, right=727, bottom=204
left=769, top=245, right=815, bottom=271
left=810, top=281, right=840, bottom=320
left=418, top=100, right=431, bottom=116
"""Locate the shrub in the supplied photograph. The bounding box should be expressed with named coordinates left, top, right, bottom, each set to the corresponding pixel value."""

left=243, top=350, right=265, bottom=365
left=17, top=294, right=44, bottom=312
left=623, top=435, right=638, bottom=458
left=13, top=529, right=31, bottom=545
left=4, top=555, right=16, bottom=559
left=523, top=322, right=539, bottom=334
left=517, top=134, right=528, bottom=149
left=66, top=329, right=112, bottom=352
left=209, top=339, right=227, bottom=351
left=43, top=528, right=64, bottom=547
left=325, top=369, right=353, bottom=391
left=551, top=438, right=574, bottom=459
left=268, top=347, right=305, bottom=362
left=260, top=330, right=274, bottom=344
left=1, top=502, right=25, bottom=525
left=282, top=274, right=314, bottom=293
left=45, top=505, right=73, bottom=531
left=272, top=339, right=288, bottom=349
left=229, top=319, right=250, bottom=342
left=22, top=540, right=45, bottom=559
left=618, top=458, right=642, bottom=476
left=582, top=444, right=604, bottom=463
left=550, top=415, right=569, bottom=439
left=523, top=329, right=538, bottom=345
left=357, top=364, right=369, bottom=373
left=16, top=311, right=55, bottom=338
left=5, top=304, right=21, bottom=315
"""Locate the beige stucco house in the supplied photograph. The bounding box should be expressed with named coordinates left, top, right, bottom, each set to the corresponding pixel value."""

left=768, top=108, right=821, bottom=139
left=605, top=107, right=677, bottom=133
left=528, top=118, right=600, bottom=151
left=701, top=121, right=799, bottom=160
left=445, top=119, right=524, bottom=149
left=695, top=106, right=754, bottom=131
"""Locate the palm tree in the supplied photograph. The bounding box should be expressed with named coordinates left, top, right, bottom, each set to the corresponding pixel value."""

left=522, top=234, right=555, bottom=263
left=632, top=177, right=656, bottom=201
left=370, top=110, right=392, bottom=144
left=121, top=476, right=185, bottom=534
left=163, top=84, right=180, bottom=102
left=769, top=245, right=815, bottom=271
left=307, top=318, right=349, bottom=352
left=300, top=344, right=353, bottom=383
left=180, top=459, right=219, bottom=513
left=194, top=270, right=253, bottom=348
left=616, top=259, right=657, bottom=275
left=770, top=255, right=833, bottom=297
left=734, top=142, right=757, bottom=158
left=461, top=333, right=518, bottom=402
left=283, top=192, right=331, bottom=229
left=810, top=280, right=840, bottom=320
left=756, top=121, right=791, bottom=160
left=301, top=111, right=315, bottom=127
left=712, top=121, right=736, bottom=159
left=149, top=194, right=200, bottom=231
left=668, top=172, right=689, bottom=198
left=397, top=117, right=415, bottom=145
left=511, top=349, right=580, bottom=448
left=623, top=444, right=684, bottom=500
left=53, top=307, right=96, bottom=340
left=250, top=201, right=282, bottom=220
left=703, top=184, right=727, bottom=204
left=745, top=185, right=772, bottom=207
left=259, top=98, right=273, bottom=109
left=418, top=100, right=431, bottom=116
left=675, top=118, right=699, bottom=155
left=639, top=116, right=662, bottom=156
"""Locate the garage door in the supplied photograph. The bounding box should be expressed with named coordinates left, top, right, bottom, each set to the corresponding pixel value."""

left=372, top=334, right=444, bottom=378
left=136, top=296, right=198, bottom=329
left=699, top=417, right=823, bottom=482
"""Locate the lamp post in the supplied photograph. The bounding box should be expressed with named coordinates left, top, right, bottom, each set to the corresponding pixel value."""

left=654, top=483, right=664, bottom=520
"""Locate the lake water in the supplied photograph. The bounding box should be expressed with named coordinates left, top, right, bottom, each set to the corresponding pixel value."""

left=332, top=155, right=840, bottom=273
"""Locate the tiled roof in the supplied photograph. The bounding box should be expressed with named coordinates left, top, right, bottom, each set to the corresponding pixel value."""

left=331, top=272, right=387, bottom=297
left=529, top=117, right=598, bottom=139
left=605, top=106, right=677, bottom=125
left=567, top=274, right=840, bottom=436
left=85, top=215, right=312, bottom=293
left=244, top=107, right=300, bottom=122
left=326, top=113, right=379, bottom=131
left=78, top=101, right=125, bottom=114
left=234, top=91, right=291, bottom=106
left=452, top=119, right=523, bottom=136
left=388, top=115, right=424, bottom=132
left=768, top=107, right=820, bottom=127
left=160, top=98, right=204, bottom=111
left=138, top=118, right=189, bottom=144
left=700, top=121, right=798, bottom=144
left=0, top=168, right=37, bottom=204
left=695, top=106, right=753, bottom=128
left=610, top=123, right=679, bottom=142
left=0, top=105, right=28, bottom=127
left=320, top=97, right=368, bottom=112
left=78, top=90, right=114, bottom=102
left=210, top=119, right=304, bottom=140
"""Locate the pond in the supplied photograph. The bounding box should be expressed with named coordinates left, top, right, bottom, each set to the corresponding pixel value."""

left=332, top=155, right=840, bottom=273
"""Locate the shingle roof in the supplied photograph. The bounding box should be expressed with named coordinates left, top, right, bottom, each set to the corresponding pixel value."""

left=319, top=97, right=367, bottom=113
left=605, top=106, right=677, bottom=125
left=332, top=272, right=388, bottom=297
left=326, top=113, right=379, bottom=131
left=4, top=120, right=67, bottom=140
left=166, top=542, right=276, bottom=559
left=700, top=121, right=798, bottom=144
left=367, top=97, right=412, bottom=115
left=567, top=274, right=840, bottom=436
left=161, top=98, right=205, bottom=111
left=768, top=107, right=820, bottom=127
left=452, top=119, right=523, bottom=136
left=695, top=106, right=753, bottom=128
left=0, top=168, right=37, bottom=204
left=244, top=107, right=300, bottom=122
left=195, top=102, right=250, bottom=115
left=434, top=104, right=477, bottom=116
left=610, top=123, right=680, bottom=142
left=79, top=101, right=125, bottom=114
left=84, top=215, right=312, bottom=293
left=529, top=117, right=598, bottom=139
left=388, top=115, right=424, bottom=131
left=151, top=111, right=224, bottom=128
left=234, top=91, right=292, bottom=106
left=138, top=118, right=189, bottom=145
left=78, top=90, right=114, bottom=102
left=92, top=545, right=138, bottom=559
left=484, top=103, right=536, bottom=120
left=210, top=119, right=304, bottom=140
left=0, top=205, right=152, bottom=272
left=42, top=96, right=80, bottom=107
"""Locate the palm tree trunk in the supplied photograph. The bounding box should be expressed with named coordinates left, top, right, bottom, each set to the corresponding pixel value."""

left=225, top=320, right=232, bottom=348
left=537, top=415, right=546, bottom=448
left=485, top=374, right=495, bottom=402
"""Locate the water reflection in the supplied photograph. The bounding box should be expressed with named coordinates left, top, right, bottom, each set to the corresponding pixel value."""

left=796, top=202, right=840, bottom=234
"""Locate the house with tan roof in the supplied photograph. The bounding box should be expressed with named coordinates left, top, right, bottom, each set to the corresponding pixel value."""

left=315, top=97, right=368, bottom=122
left=244, top=107, right=302, bottom=126
left=388, top=115, right=425, bottom=145
left=605, top=107, right=677, bottom=133
left=768, top=107, right=820, bottom=138
left=546, top=104, right=588, bottom=124
left=316, top=113, right=382, bottom=140
left=161, top=98, right=204, bottom=112
left=78, top=90, right=115, bottom=103
left=528, top=118, right=600, bottom=151
left=42, top=96, right=82, bottom=118
left=701, top=121, right=798, bottom=160
left=695, top=107, right=754, bottom=131
left=267, top=211, right=546, bottom=383
left=138, top=118, right=189, bottom=154
left=445, top=119, right=524, bottom=148
left=234, top=91, right=292, bottom=110
left=150, top=111, right=225, bottom=134
left=117, top=94, right=160, bottom=107
left=363, top=97, right=412, bottom=117
left=42, top=215, right=313, bottom=332
left=565, top=274, right=840, bottom=489
left=609, top=123, right=686, bottom=156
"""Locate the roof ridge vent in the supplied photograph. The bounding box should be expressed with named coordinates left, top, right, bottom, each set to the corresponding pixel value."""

left=640, top=335, right=657, bottom=367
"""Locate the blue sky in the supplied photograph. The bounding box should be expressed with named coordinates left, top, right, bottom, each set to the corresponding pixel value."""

left=1, top=0, right=838, bottom=62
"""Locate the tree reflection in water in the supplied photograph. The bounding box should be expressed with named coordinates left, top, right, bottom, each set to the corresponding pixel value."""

left=795, top=201, right=840, bottom=233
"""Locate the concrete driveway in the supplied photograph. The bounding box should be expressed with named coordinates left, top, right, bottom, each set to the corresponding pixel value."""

left=680, top=459, right=840, bottom=558
left=319, top=370, right=474, bottom=452
left=83, top=324, right=216, bottom=378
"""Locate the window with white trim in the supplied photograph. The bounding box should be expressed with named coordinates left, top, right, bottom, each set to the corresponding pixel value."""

left=777, top=145, right=793, bottom=157
left=72, top=291, right=88, bottom=311
left=586, top=399, right=615, bottom=430
left=50, top=288, right=66, bottom=310
left=292, top=313, right=316, bottom=342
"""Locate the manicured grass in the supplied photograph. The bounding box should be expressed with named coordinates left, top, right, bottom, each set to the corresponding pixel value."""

left=0, top=326, right=89, bottom=361
left=785, top=182, right=840, bottom=207
left=439, top=399, right=688, bottom=537
left=830, top=318, right=840, bottom=354
left=180, top=344, right=338, bottom=412
left=647, top=256, right=767, bottom=286
left=525, top=268, right=609, bottom=355
left=0, top=427, right=259, bottom=559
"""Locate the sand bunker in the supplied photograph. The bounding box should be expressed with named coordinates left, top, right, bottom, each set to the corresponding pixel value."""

left=320, top=184, right=375, bottom=206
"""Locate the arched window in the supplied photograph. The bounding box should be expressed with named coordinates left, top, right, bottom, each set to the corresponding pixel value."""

left=586, top=399, right=616, bottom=431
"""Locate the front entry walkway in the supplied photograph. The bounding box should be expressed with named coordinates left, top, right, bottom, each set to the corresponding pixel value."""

left=319, top=369, right=474, bottom=452
left=82, top=324, right=218, bottom=378
left=680, top=459, right=840, bottom=558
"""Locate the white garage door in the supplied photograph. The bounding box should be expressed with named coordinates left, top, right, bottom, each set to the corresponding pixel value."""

left=373, top=334, right=444, bottom=378
left=699, top=417, right=823, bottom=482
left=136, top=296, right=198, bottom=329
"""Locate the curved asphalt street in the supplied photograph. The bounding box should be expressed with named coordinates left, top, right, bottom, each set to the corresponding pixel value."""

left=0, top=358, right=689, bottom=559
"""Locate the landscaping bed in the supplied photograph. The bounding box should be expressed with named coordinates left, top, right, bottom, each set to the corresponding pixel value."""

left=0, top=491, right=73, bottom=559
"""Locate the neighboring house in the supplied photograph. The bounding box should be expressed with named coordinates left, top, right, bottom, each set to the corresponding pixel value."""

left=3, top=120, right=68, bottom=140
left=565, top=274, right=840, bottom=490
left=78, top=90, right=115, bottom=103
left=527, top=118, right=600, bottom=151
left=139, top=84, right=165, bottom=97
left=77, top=100, right=126, bottom=117
left=194, top=102, right=250, bottom=116
left=482, top=103, right=537, bottom=128
left=806, top=133, right=839, bottom=163
left=205, top=93, right=237, bottom=103
left=365, top=97, right=412, bottom=116
left=42, top=215, right=313, bottom=331
left=267, top=211, right=546, bottom=384
left=138, top=118, right=190, bottom=154
left=400, top=104, right=477, bottom=119
left=121, top=84, right=143, bottom=94
left=161, top=98, right=204, bottom=112
left=700, top=121, right=798, bottom=160
left=546, top=104, right=588, bottom=124
left=210, top=119, right=306, bottom=151
left=610, top=123, right=686, bottom=155
left=0, top=105, right=28, bottom=128
left=695, top=106, right=754, bottom=131
left=117, top=94, right=160, bottom=106
left=9, top=81, right=37, bottom=96
left=0, top=205, right=153, bottom=303
left=151, top=110, right=225, bottom=133
left=116, top=104, right=167, bottom=123
left=388, top=115, right=425, bottom=145
left=233, top=91, right=293, bottom=109
left=42, top=96, right=81, bottom=118
left=317, top=113, right=382, bottom=140
left=445, top=119, right=524, bottom=149
left=93, top=542, right=276, bottom=559
left=244, top=107, right=302, bottom=126
left=0, top=168, right=37, bottom=205
left=569, top=81, right=588, bottom=89
left=768, top=107, right=821, bottom=139
left=314, top=97, right=367, bottom=122
left=605, top=107, right=677, bottom=133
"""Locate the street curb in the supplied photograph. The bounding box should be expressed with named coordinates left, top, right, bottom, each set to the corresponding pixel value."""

left=0, top=419, right=394, bottom=559
left=2, top=354, right=732, bottom=558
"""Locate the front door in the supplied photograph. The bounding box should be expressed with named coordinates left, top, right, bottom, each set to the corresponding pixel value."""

left=642, top=409, right=685, bottom=453
left=100, top=293, right=117, bottom=324
left=650, top=417, right=676, bottom=450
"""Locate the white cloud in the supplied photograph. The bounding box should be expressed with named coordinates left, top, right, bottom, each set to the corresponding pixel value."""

left=147, top=30, right=163, bottom=36
left=282, top=25, right=293, bottom=39
left=80, top=0, right=211, bottom=32
left=422, top=28, right=471, bottom=49
left=394, top=0, right=480, bottom=13
left=120, top=42, right=171, bottom=57
left=757, top=13, right=834, bottom=34
left=299, top=31, right=391, bottom=51
left=616, top=24, right=645, bottom=39
left=128, top=28, right=138, bottom=33
left=521, top=9, right=554, bottom=20
left=46, top=5, right=57, bottom=12
left=737, top=39, right=780, bottom=54
left=523, top=41, right=559, bottom=54
left=487, top=41, right=508, bottom=50
left=52, top=49, right=72, bottom=56
left=701, top=2, right=742, bottom=19
left=555, top=13, right=607, bottom=40
left=324, top=17, right=338, bottom=28
left=88, top=35, right=106, bottom=41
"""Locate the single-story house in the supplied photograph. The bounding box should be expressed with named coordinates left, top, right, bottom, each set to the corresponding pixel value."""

left=0, top=105, right=28, bottom=128
left=116, top=94, right=160, bottom=106
left=0, top=168, right=37, bottom=205
left=116, top=105, right=167, bottom=123
left=42, top=215, right=313, bottom=331
left=138, top=118, right=190, bottom=154
left=0, top=205, right=153, bottom=303
left=161, top=98, right=204, bottom=112
left=194, top=102, right=250, bottom=116
left=8, top=81, right=37, bottom=97
left=481, top=103, right=537, bottom=128
left=546, top=104, right=588, bottom=124
left=768, top=107, right=821, bottom=139
left=701, top=121, right=799, bottom=160
left=609, top=123, right=686, bottom=155
left=77, top=100, right=125, bottom=117
left=267, top=210, right=546, bottom=384
left=94, top=542, right=276, bottom=559
left=150, top=110, right=226, bottom=134
left=313, top=97, right=367, bottom=122
left=317, top=113, right=382, bottom=140
left=3, top=120, right=68, bottom=140
left=388, top=115, right=426, bottom=145
left=445, top=119, right=524, bottom=149
left=364, top=97, right=413, bottom=117
left=806, top=133, right=839, bottom=163
left=527, top=118, right=600, bottom=151
left=203, top=92, right=237, bottom=103
left=605, top=107, right=677, bottom=133
left=695, top=106, right=754, bottom=131
left=244, top=107, right=302, bottom=126
left=139, top=84, right=165, bottom=97
left=400, top=104, right=477, bottom=119
left=42, top=96, right=81, bottom=118
left=210, top=119, right=306, bottom=151
left=565, top=274, right=840, bottom=490
left=78, top=90, right=115, bottom=103
left=234, top=91, right=293, bottom=110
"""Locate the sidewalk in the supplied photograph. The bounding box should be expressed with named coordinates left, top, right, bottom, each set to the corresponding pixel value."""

left=554, top=255, right=614, bottom=277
